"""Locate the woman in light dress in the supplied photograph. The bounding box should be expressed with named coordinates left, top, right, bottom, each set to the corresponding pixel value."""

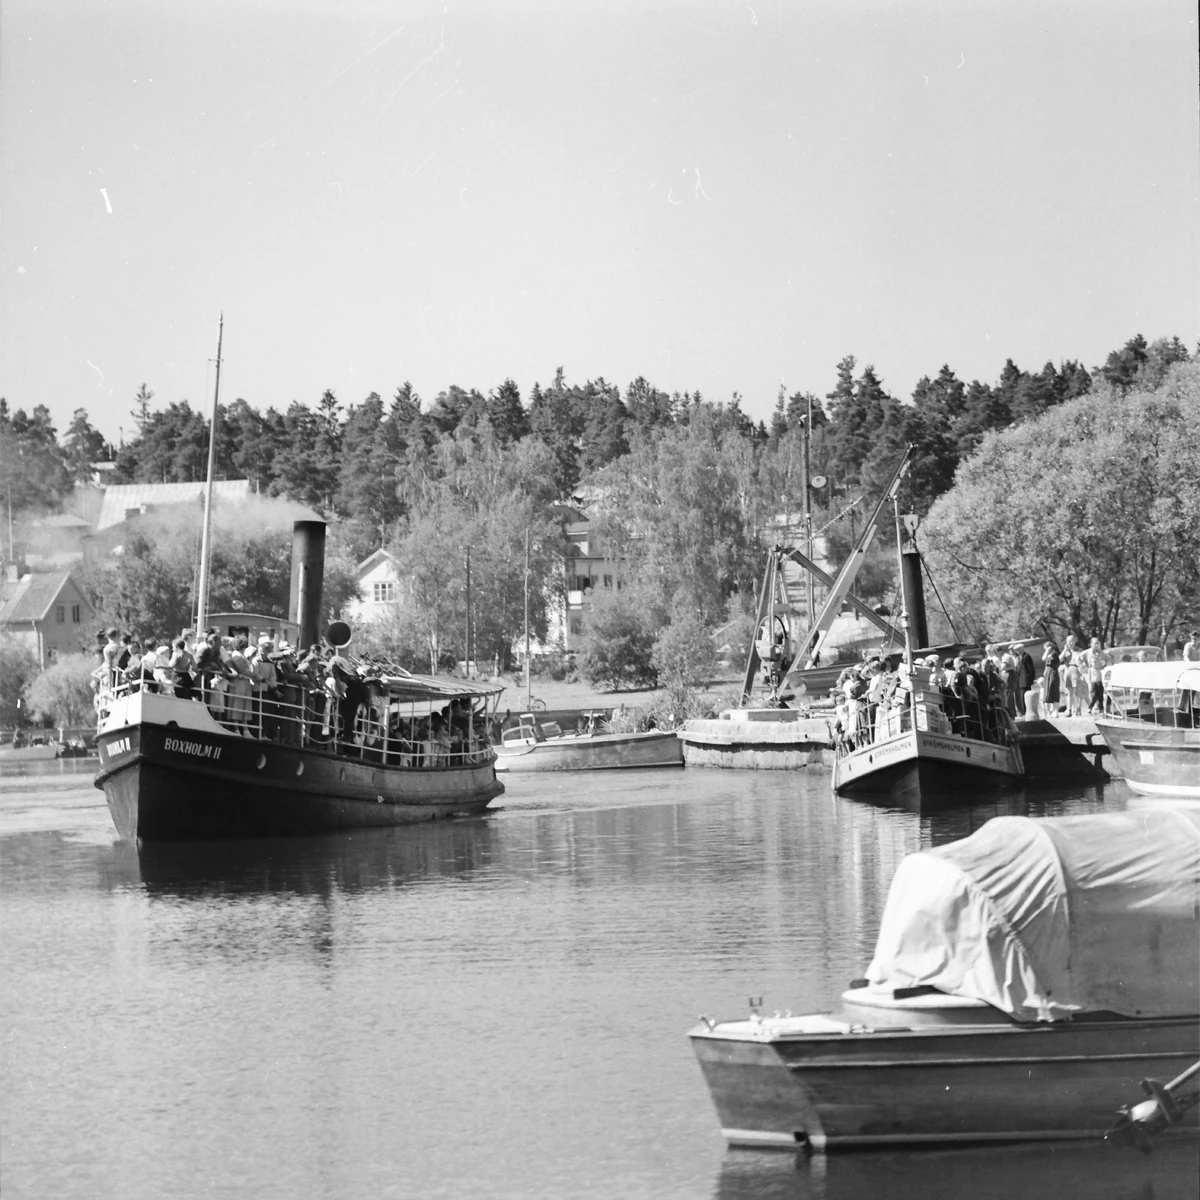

left=226, top=636, right=256, bottom=737
left=1060, top=635, right=1085, bottom=716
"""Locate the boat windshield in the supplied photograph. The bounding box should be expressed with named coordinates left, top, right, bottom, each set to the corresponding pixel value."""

left=1101, top=661, right=1200, bottom=726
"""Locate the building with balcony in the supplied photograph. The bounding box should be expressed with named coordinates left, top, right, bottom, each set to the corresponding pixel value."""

left=561, top=510, right=625, bottom=653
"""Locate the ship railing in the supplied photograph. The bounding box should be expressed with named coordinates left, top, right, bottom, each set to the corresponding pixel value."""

left=95, top=673, right=496, bottom=768
left=835, top=687, right=1014, bottom=758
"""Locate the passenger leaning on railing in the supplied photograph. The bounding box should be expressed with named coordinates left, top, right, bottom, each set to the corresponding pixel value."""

left=101, top=629, right=122, bottom=687
left=134, top=641, right=159, bottom=694
left=170, top=637, right=197, bottom=700
left=193, top=632, right=230, bottom=719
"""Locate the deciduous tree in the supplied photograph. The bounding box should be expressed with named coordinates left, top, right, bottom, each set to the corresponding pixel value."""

left=23, top=653, right=97, bottom=727
left=921, top=364, right=1200, bottom=646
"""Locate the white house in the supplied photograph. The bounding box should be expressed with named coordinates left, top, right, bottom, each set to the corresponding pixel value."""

left=345, top=549, right=401, bottom=622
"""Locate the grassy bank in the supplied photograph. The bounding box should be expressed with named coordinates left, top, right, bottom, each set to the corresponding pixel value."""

left=488, top=672, right=746, bottom=720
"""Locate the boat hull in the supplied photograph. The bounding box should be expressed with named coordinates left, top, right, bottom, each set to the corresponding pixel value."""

left=832, top=728, right=1023, bottom=798
left=691, top=1014, right=1200, bottom=1150
left=96, top=721, right=503, bottom=840
left=493, top=730, right=683, bottom=772
left=1094, top=719, right=1200, bottom=797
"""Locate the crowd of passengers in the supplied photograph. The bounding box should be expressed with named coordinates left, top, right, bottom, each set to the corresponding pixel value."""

left=94, top=626, right=491, bottom=765
left=831, top=634, right=1139, bottom=754
left=831, top=642, right=1063, bottom=752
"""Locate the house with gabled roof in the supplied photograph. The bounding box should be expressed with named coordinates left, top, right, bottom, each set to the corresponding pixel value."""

left=345, top=549, right=400, bottom=623
left=0, top=570, right=96, bottom=667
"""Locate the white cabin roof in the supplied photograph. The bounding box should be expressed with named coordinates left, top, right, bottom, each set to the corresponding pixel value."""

left=1106, top=660, right=1200, bottom=691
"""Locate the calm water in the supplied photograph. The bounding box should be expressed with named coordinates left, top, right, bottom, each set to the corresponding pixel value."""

left=2, top=767, right=1196, bottom=1199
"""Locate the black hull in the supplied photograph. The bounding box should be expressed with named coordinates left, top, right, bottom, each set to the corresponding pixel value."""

left=838, top=757, right=1018, bottom=801
left=96, top=723, right=504, bottom=841
left=836, top=755, right=1021, bottom=803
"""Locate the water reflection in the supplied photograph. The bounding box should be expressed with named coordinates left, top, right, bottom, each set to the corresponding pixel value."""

left=715, top=1139, right=1199, bottom=1200
left=1, top=770, right=1152, bottom=1200
left=134, top=819, right=499, bottom=899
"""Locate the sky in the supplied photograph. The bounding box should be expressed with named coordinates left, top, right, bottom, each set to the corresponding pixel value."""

left=2, top=0, right=1197, bottom=444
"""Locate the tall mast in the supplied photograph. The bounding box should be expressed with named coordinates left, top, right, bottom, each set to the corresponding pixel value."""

left=804, top=393, right=814, bottom=628
left=520, top=528, right=530, bottom=710
left=524, top=528, right=531, bottom=709
left=195, top=314, right=223, bottom=636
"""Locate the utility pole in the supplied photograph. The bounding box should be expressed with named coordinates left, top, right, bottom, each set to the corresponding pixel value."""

left=464, top=546, right=472, bottom=678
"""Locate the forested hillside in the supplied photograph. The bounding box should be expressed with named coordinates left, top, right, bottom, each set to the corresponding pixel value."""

left=2, top=333, right=1195, bottom=670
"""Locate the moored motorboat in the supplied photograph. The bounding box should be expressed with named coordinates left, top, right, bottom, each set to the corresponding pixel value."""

left=689, top=808, right=1200, bottom=1150
left=494, top=713, right=683, bottom=772
left=1095, top=661, right=1200, bottom=797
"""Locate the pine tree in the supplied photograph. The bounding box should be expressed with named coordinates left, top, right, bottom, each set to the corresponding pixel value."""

left=131, top=383, right=155, bottom=433
left=486, top=378, right=529, bottom=444
left=0, top=401, right=71, bottom=512
left=1100, top=334, right=1149, bottom=392
left=62, top=409, right=109, bottom=483
left=769, top=385, right=788, bottom=444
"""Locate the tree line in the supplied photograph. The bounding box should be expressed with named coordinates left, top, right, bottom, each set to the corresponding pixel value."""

left=1, top=332, right=1196, bottom=686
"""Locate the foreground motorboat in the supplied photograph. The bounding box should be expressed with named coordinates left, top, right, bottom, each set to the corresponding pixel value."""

left=690, top=808, right=1200, bottom=1150
left=1095, top=661, right=1200, bottom=797
left=494, top=713, right=682, bottom=772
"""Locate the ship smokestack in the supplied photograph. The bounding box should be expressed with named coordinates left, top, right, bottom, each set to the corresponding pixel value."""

left=899, top=519, right=929, bottom=652
left=290, top=520, right=326, bottom=652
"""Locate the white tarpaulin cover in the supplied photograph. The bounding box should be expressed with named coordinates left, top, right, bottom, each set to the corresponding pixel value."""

left=865, top=809, right=1200, bottom=1022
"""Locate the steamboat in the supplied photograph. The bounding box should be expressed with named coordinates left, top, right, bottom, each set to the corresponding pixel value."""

left=94, top=319, right=504, bottom=840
